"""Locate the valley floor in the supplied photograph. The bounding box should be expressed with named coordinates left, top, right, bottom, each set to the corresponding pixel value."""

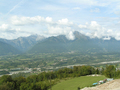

left=82, top=79, right=120, bottom=90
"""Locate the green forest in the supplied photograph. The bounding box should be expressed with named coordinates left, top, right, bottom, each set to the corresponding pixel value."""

left=0, top=65, right=120, bottom=90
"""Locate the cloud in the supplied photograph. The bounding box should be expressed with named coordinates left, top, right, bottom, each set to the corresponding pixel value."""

left=0, top=23, right=32, bottom=39
left=0, top=32, right=30, bottom=40
left=46, top=17, right=53, bottom=23
left=90, top=8, right=100, bottom=13
left=103, top=37, right=111, bottom=40
left=10, top=16, right=76, bottom=40
left=1, top=0, right=120, bottom=41
left=0, top=24, right=16, bottom=33
left=66, top=31, right=75, bottom=40
left=47, top=25, right=75, bottom=40
left=8, top=15, right=120, bottom=40
left=78, top=21, right=120, bottom=40
left=78, top=21, right=111, bottom=39
left=10, top=16, right=53, bottom=25
left=47, top=18, right=75, bottom=40
left=0, top=24, right=9, bottom=30
left=58, top=18, right=73, bottom=25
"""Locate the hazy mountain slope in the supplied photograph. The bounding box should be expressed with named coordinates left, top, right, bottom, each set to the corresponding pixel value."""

left=28, top=35, right=69, bottom=53
left=68, top=31, right=103, bottom=53
left=27, top=32, right=103, bottom=54
left=27, top=31, right=120, bottom=54
left=0, top=35, right=45, bottom=52
left=1, top=31, right=120, bottom=55
left=0, top=41, right=21, bottom=56
left=97, top=37, right=120, bottom=52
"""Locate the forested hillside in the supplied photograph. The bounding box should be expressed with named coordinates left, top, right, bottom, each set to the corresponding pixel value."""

left=0, top=41, right=21, bottom=56
left=0, top=65, right=119, bottom=90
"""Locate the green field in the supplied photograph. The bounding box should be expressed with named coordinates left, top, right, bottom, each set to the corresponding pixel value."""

left=51, top=75, right=106, bottom=90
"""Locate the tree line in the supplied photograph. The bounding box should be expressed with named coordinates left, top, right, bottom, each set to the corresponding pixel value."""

left=0, top=65, right=120, bottom=90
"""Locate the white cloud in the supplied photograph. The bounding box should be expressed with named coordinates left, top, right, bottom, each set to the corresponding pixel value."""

left=10, top=16, right=53, bottom=26
left=46, top=17, right=53, bottom=23
left=10, top=16, right=76, bottom=40
left=2, top=0, right=120, bottom=40
left=103, top=37, right=111, bottom=40
left=58, top=18, right=73, bottom=25
left=46, top=18, right=75, bottom=40
left=114, top=32, right=120, bottom=40
left=47, top=25, right=75, bottom=40
left=0, top=24, right=9, bottom=31
left=11, top=16, right=73, bottom=27
left=0, top=23, right=33, bottom=39
left=2, top=15, right=120, bottom=40
left=66, top=31, right=75, bottom=40
left=0, top=24, right=16, bottom=33
left=78, top=21, right=120, bottom=39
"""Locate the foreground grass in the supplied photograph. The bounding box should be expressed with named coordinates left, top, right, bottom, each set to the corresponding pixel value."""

left=51, top=75, right=106, bottom=90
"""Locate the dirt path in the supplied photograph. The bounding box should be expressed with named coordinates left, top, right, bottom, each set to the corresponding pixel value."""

left=82, top=79, right=120, bottom=90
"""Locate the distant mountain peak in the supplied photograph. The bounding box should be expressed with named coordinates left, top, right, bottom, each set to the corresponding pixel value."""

left=0, top=34, right=46, bottom=52
left=73, top=31, right=89, bottom=40
left=27, top=34, right=45, bottom=41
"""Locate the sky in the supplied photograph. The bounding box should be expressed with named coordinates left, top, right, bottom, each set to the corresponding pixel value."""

left=0, top=0, right=120, bottom=40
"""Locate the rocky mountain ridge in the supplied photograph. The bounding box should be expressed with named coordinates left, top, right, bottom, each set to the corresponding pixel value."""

left=0, top=31, right=120, bottom=55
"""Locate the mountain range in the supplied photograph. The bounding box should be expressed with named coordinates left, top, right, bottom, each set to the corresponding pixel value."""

left=0, top=35, right=45, bottom=52
left=0, top=31, right=120, bottom=56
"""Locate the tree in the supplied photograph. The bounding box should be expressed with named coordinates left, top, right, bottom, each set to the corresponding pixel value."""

left=104, top=65, right=116, bottom=78
left=20, top=83, right=35, bottom=90
left=0, top=75, right=13, bottom=85
left=26, top=75, right=38, bottom=83
left=14, top=76, right=26, bottom=90
left=95, top=68, right=99, bottom=74
left=0, top=84, right=10, bottom=90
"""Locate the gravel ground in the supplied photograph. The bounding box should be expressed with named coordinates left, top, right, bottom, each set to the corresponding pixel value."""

left=81, top=79, right=120, bottom=90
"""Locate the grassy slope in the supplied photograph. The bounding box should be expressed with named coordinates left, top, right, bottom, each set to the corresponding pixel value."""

left=51, top=75, right=106, bottom=90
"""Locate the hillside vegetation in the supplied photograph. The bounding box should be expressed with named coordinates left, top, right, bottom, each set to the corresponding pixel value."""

left=0, top=41, right=21, bottom=56
left=0, top=65, right=119, bottom=90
